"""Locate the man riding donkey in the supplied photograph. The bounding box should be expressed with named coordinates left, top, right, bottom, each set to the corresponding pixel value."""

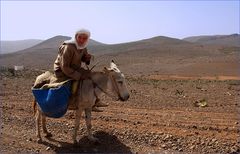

left=32, top=30, right=130, bottom=142
left=53, top=29, right=108, bottom=112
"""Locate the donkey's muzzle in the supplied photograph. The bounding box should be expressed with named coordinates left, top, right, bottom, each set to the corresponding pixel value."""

left=120, top=94, right=130, bottom=101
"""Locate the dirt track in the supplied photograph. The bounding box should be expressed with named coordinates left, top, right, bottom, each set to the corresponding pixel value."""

left=0, top=72, right=240, bottom=153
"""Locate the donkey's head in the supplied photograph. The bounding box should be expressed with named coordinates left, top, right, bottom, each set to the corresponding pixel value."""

left=104, top=60, right=130, bottom=101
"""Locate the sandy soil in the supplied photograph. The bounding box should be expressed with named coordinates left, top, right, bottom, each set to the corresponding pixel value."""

left=0, top=71, right=240, bottom=153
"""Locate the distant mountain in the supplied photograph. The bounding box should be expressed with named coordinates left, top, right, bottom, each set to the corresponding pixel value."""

left=183, top=34, right=240, bottom=47
left=0, top=35, right=105, bottom=55
left=9, top=35, right=104, bottom=54
left=0, top=34, right=239, bottom=77
left=0, top=39, right=43, bottom=54
left=0, top=35, right=106, bottom=68
left=0, top=35, right=204, bottom=69
left=89, top=36, right=191, bottom=55
left=24, top=35, right=71, bottom=51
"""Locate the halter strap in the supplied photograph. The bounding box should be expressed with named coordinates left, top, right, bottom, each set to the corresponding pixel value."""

left=90, top=72, right=121, bottom=100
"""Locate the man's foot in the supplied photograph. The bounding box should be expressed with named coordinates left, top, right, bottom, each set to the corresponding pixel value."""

left=95, top=99, right=108, bottom=107
left=92, top=106, right=103, bottom=112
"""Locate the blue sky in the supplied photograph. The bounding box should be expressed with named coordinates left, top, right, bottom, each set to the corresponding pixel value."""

left=1, top=1, right=239, bottom=44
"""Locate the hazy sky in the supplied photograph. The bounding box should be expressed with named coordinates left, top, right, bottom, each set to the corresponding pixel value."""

left=1, top=1, right=239, bottom=44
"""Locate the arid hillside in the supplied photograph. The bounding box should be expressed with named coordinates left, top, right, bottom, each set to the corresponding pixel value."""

left=0, top=35, right=239, bottom=77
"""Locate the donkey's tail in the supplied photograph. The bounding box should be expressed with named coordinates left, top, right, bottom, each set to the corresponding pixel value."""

left=33, top=99, right=37, bottom=116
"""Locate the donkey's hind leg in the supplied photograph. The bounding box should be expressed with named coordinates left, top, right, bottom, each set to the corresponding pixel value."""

left=41, top=113, right=52, bottom=137
left=35, top=110, right=42, bottom=143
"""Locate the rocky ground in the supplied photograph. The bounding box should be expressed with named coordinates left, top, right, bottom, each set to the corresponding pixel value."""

left=0, top=70, right=240, bottom=153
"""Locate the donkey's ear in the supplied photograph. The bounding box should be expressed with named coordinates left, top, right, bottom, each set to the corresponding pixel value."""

left=110, top=60, right=118, bottom=69
left=111, top=60, right=117, bottom=67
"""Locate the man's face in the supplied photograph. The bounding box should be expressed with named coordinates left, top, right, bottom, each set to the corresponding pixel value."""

left=76, top=34, right=89, bottom=46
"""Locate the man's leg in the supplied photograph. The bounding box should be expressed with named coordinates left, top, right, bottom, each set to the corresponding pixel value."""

left=92, top=91, right=108, bottom=112
left=68, top=80, right=79, bottom=110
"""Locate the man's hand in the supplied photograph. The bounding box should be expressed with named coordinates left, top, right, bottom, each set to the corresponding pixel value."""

left=85, top=53, right=91, bottom=61
left=77, top=68, right=92, bottom=80
left=84, top=53, right=92, bottom=65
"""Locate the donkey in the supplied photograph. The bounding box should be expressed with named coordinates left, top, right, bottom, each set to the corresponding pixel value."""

left=33, top=61, right=130, bottom=144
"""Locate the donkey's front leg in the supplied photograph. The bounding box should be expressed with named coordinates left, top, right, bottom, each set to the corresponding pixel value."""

left=41, top=113, right=52, bottom=137
left=85, top=108, right=99, bottom=142
left=72, top=108, right=83, bottom=144
left=35, top=110, right=42, bottom=143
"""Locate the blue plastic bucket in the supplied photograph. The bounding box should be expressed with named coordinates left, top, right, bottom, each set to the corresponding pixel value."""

left=32, top=81, right=72, bottom=118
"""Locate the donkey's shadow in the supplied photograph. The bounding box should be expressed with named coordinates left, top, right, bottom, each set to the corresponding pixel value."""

left=41, top=131, right=132, bottom=153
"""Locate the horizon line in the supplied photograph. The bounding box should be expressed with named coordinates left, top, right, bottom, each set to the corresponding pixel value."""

left=1, top=33, right=239, bottom=45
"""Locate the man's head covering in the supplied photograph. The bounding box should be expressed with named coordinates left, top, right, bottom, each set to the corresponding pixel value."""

left=64, top=28, right=91, bottom=50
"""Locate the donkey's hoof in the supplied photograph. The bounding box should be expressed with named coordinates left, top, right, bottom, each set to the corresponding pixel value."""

left=88, top=136, right=100, bottom=144
left=73, top=140, right=78, bottom=145
left=37, top=138, right=42, bottom=143
left=44, top=132, right=53, bottom=138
